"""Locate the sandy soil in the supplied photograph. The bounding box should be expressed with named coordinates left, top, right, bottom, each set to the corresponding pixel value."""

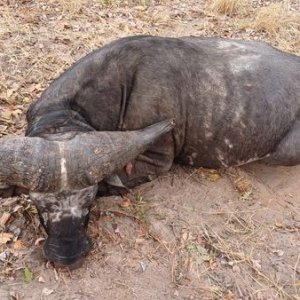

left=0, top=0, right=299, bottom=299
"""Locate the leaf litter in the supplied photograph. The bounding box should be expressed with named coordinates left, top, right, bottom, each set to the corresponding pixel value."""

left=0, top=0, right=300, bottom=299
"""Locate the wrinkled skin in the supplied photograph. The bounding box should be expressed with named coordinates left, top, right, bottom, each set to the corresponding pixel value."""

left=1, top=36, right=300, bottom=266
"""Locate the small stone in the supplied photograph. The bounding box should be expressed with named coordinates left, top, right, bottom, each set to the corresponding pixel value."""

left=139, top=261, right=148, bottom=272
left=232, top=265, right=240, bottom=273
left=0, top=251, right=10, bottom=261
left=174, top=290, right=179, bottom=297
left=38, top=276, right=46, bottom=283
left=272, top=249, right=284, bottom=257
left=42, top=288, right=53, bottom=295
left=135, top=238, right=145, bottom=245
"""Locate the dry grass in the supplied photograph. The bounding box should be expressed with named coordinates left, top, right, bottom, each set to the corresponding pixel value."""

left=201, top=225, right=294, bottom=299
left=209, top=0, right=251, bottom=16
left=1, top=2, right=300, bottom=297
left=254, top=1, right=300, bottom=52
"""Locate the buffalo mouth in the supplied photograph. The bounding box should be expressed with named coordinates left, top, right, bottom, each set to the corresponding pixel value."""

left=44, top=234, right=92, bottom=267
left=40, top=214, right=92, bottom=267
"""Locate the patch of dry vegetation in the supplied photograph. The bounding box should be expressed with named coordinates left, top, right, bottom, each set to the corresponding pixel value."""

left=201, top=225, right=294, bottom=299
left=207, top=0, right=300, bottom=54
left=254, top=2, right=300, bottom=51
left=209, top=0, right=251, bottom=16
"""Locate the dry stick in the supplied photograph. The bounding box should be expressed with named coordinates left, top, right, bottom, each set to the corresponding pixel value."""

left=293, top=254, right=300, bottom=296
left=113, top=280, right=137, bottom=298
left=106, top=209, right=175, bottom=254
left=202, top=225, right=293, bottom=299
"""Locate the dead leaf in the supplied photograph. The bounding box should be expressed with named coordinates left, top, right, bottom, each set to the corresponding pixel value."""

left=23, top=267, right=33, bottom=283
left=275, top=222, right=284, bottom=228
left=3, top=267, right=13, bottom=275
left=0, top=212, right=11, bottom=227
left=187, top=244, right=211, bottom=263
left=0, top=232, right=13, bottom=244
left=22, top=97, right=31, bottom=104
left=0, top=124, right=8, bottom=134
left=13, top=205, right=23, bottom=213
left=209, top=258, right=217, bottom=270
left=234, top=177, right=252, bottom=193
left=251, top=258, right=262, bottom=271
left=181, top=229, right=189, bottom=241
left=224, top=290, right=234, bottom=300
left=11, top=109, right=22, bottom=118
left=206, top=170, right=221, bottom=182
left=120, top=197, right=132, bottom=208
left=6, top=89, right=14, bottom=98
left=13, top=240, right=27, bottom=250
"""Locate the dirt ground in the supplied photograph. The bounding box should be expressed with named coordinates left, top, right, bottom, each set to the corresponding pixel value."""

left=0, top=0, right=300, bottom=299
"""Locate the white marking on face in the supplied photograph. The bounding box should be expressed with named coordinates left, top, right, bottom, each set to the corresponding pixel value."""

left=56, top=142, right=68, bottom=188
left=30, top=185, right=98, bottom=223
left=52, top=211, right=63, bottom=222
left=61, top=158, right=67, bottom=185
left=70, top=206, right=86, bottom=218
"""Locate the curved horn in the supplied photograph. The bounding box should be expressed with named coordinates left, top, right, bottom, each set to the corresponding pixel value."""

left=0, top=119, right=175, bottom=192
left=0, top=136, right=60, bottom=191
left=66, top=119, right=175, bottom=188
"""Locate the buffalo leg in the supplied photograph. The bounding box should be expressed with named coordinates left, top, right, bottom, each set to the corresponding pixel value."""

left=262, top=121, right=300, bottom=166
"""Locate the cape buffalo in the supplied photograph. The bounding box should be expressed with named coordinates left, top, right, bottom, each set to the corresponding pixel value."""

left=0, top=36, right=299, bottom=266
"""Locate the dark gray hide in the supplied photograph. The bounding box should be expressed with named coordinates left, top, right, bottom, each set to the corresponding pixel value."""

left=3, top=35, right=300, bottom=266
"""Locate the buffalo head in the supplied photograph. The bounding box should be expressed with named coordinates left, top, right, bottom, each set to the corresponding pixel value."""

left=0, top=119, right=174, bottom=266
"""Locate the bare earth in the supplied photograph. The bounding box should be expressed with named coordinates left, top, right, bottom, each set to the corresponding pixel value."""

left=0, top=1, right=300, bottom=299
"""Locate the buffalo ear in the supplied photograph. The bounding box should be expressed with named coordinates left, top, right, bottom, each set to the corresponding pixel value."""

left=97, top=174, right=129, bottom=197
left=105, top=174, right=129, bottom=191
